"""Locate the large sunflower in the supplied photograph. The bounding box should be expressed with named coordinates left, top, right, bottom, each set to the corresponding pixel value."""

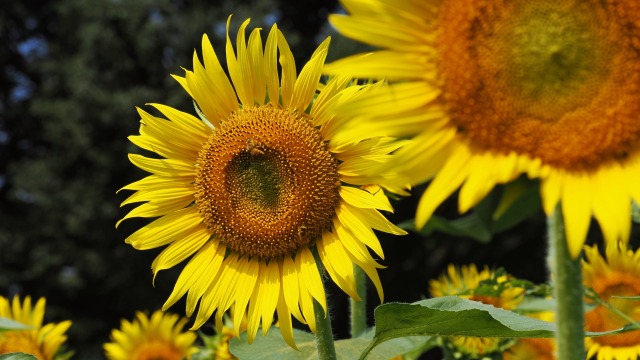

left=583, top=244, right=640, bottom=360
left=119, top=18, right=406, bottom=348
left=325, top=0, right=640, bottom=257
left=103, top=310, right=198, bottom=360
left=0, top=295, right=71, bottom=360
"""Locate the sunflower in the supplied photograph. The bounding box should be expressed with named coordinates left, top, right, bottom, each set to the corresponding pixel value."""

left=582, top=244, right=640, bottom=360
left=503, top=311, right=556, bottom=360
left=325, top=0, right=640, bottom=258
left=429, top=264, right=525, bottom=358
left=0, top=295, right=71, bottom=360
left=118, top=17, right=406, bottom=348
left=207, top=326, right=237, bottom=360
left=103, top=310, right=197, bottom=360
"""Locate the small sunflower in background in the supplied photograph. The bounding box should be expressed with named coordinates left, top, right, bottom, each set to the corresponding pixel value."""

left=0, top=295, right=72, bottom=360
left=429, top=264, right=525, bottom=359
left=326, top=0, right=640, bottom=258
left=119, top=17, right=406, bottom=348
left=583, top=244, right=640, bottom=360
left=503, top=311, right=556, bottom=360
left=103, top=310, right=197, bottom=360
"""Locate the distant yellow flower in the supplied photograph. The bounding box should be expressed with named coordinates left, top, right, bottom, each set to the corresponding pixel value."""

left=429, top=264, right=524, bottom=358
left=103, top=310, right=197, bottom=360
left=211, top=327, right=237, bottom=360
left=504, top=338, right=556, bottom=360
left=429, top=264, right=524, bottom=310
left=583, top=244, right=640, bottom=360
left=0, top=295, right=71, bottom=360
left=119, top=17, right=406, bottom=348
left=326, top=0, right=640, bottom=258
left=503, top=311, right=556, bottom=360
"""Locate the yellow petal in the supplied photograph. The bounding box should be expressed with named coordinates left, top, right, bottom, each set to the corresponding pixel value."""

left=277, top=29, right=296, bottom=108
left=192, top=254, right=240, bottom=330
left=232, top=257, right=259, bottom=336
left=290, top=36, right=330, bottom=112
left=560, top=173, right=592, bottom=258
left=185, top=243, right=225, bottom=316
left=317, top=232, right=359, bottom=299
left=124, top=208, right=202, bottom=249
left=226, top=17, right=253, bottom=107
left=201, top=33, right=238, bottom=120
left=247, top=260, right=280, bottom=342
left=151, top=225, right=210, bottom=275
left=128, top=154, right=195, bottom=178
left=299, top=247, right=326, bottom=311
left=415, top=143, right=472, bottom=229
left=264, top=24, right=280, bottom=105
left=339, top=186, right=393, bottom=212
left=335, top=202, right=384, bottom=259
left=121, top=183, right=194, bottom=206
left=325, top=50, right=435, bottom=81
left=280, top=256, right=304, bottom=323
left=163, top=241, right=221, bottom=310
left=118, top=196, right=194, bottom=227
left=591, top=164, right=631, bottom=245
left=247, top=28, right=266, bottom=104
left=276, top=283, right=298, bottom=350
left=328, top=14, right=432, bottom=52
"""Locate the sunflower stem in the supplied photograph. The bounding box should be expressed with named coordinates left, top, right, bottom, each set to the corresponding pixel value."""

left=350, top=265, right=367, bottom=338
left=547, top=205, right=585, bottom=360
left=314, top=297, right=338, bottom=360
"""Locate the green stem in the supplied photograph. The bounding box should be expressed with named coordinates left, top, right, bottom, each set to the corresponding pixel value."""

left=314, top=297, right=338, bottom=360
left=586, top=289, right=640, bottom=330
left=350, top=265, right=367, bottom=338
left=547, top=205, right=585, bottom=360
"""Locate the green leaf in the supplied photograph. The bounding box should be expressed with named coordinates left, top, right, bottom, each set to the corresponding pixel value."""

left=514, top=297, right=556, bottom=313
left=0, top=317, right=30, bottom=332
left=360, top=296, right=624, bottom=360
left=335, top=330, right=431, bottom=360
left=632, top=202, right=640, bottom=223
left=413, top=214, right=492, bottom=243
left=0, top=353, right=39, bottom=360
left=490, top=181, right=541, bottom=234
left=229, top=328, right=317, bottom=360
left=229, top=327, right=431, bottom=360
left=401, top=178, right=541, bottom=244
left=191, top=346, right=215, bottom=360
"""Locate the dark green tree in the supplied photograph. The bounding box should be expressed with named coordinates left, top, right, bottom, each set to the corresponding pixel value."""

left=0, top=0, right=339, bottom=356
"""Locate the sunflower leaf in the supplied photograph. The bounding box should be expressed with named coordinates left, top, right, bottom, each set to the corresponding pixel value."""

left=359, top=296, right=624, bottom=360
left=228, top=327, right=431, bottom=360
left=410, top=214, right=492, bottom=243
left=0, top=317, right=30, bottom=332
left=0, top=354, right=39, bottom=360
left=229, top=328, right=317, bottom=360
left=489, top=181, right=541, bottom=234
left=632, top=202, right=640, bottom=223
left=335, top=332, right=432, bottom=360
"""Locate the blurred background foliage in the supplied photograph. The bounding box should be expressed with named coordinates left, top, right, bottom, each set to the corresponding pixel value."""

left=0, top=0, right=567, bottom=358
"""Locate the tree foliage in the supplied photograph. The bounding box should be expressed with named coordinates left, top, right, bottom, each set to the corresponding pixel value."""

left=0, top=0, right=338, bottom=356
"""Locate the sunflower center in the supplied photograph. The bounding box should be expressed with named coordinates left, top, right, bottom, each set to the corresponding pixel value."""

left=437, top=0, right=640, bottom=171
left=132, top=340, right=184, bottom=360
left=195, top=105, right=340, bottom=259
left=225, top=148, right=292, bottom=211
left=585, top=273, right=640, bottom=346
